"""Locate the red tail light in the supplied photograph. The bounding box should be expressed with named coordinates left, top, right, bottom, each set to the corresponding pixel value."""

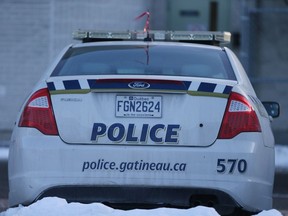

left=218, top=92, right=261, bottom=139
left=19, top=88, right=58, bottom=135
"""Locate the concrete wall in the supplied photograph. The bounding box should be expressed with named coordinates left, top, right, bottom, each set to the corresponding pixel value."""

left=247, top=0, right=288, bottom=144
left=1, top=0, right=287, bottom=144
left=0, top=0, right=154, bottom=131
left=225, top=0, right=288, bottom=144
left=166, top=0, right=231, bottom=31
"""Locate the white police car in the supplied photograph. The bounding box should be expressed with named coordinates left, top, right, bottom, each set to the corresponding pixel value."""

left=9, top=30, right=280, bottom=216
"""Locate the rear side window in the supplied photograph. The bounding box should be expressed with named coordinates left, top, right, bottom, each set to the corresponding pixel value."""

left=51, top=44, right=236, bottom=80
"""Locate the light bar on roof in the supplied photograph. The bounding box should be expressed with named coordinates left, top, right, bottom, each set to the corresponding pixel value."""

left=73, top=30, right=231, bottom=44
left=153, top=31, right=166, bottom=40
left=214, top=32, right=231, bottom=42
left=73, top=31, right=88, bottom=39
left=135, top=32, right=147, bottom=40
left=88, top=31, right=132, bottom=39
left=191, top=33, right=213, bottom=41
left=169, top=31, right=214, bottom=41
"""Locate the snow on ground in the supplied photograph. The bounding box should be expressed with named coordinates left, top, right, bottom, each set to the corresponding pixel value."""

left=0, top=197, right=283, bottom=216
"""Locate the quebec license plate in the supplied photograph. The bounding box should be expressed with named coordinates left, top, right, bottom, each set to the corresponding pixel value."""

left=116, top=95, right=162, bottom=118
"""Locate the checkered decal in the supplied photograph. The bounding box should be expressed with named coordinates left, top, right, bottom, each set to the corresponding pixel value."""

left=47, top=79, right=233, bottom=97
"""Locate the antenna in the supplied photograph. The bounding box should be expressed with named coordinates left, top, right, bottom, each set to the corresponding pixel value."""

left=135, top=11, right=152, bottom=41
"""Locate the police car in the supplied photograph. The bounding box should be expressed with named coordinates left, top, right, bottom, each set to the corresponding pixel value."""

left=9, top=30, right=280, bottom=216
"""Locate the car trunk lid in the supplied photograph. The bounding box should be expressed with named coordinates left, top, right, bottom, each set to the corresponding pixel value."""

left=46, top=76, right=236, bottom=147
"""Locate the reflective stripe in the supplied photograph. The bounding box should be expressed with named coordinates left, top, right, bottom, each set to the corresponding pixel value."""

left=47, top=79, right=233, bottom=96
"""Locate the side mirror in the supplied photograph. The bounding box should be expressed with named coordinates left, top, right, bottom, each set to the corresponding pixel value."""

left=262, top=102, right=280, bottom=118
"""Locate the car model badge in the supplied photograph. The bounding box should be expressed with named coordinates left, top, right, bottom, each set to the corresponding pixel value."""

left=128, top=81, right=150, bottom=89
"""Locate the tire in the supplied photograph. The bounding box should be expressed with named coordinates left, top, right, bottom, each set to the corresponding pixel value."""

left=224, top=208, right=254, bottom=216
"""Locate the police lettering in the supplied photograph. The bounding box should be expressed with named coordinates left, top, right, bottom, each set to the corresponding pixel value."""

left=91, top=123, right=180, bottom=144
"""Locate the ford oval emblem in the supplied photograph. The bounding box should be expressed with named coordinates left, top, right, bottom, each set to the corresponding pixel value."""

left=128, top=81, right=150, bottom=89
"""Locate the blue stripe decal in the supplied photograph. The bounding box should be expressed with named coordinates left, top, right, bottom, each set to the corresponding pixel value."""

left=63, top=80, right=81, bottom=90
left=48, top=79, right=233, bottom=95
left=223, top=85, right=233, bottom=94
left=87, top=79, right=190, bottom=91
left=47, top=82, right=56, bottom=91
left=148, top=83, right=188, bottom=91
left=183, top=81, right=192, bottom=89
left=88, top=80, right=128, bottom=89
left=198, top=82, right=217, bottom=93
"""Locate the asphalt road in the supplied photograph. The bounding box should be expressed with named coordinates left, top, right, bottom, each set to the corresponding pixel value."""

left=0, top=161, right=8, bottom=198
left=0, top=148, right=287, bottom=214
left=0, top=156, right=8, bottom=212
left=273, top=173, right=288, bottom=211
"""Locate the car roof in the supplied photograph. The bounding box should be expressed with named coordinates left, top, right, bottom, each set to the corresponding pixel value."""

left=71, top=40, right=224, bottom=51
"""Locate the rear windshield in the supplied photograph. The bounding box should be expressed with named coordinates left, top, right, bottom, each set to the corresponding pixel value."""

left=51, top=44, right=236, bottom=80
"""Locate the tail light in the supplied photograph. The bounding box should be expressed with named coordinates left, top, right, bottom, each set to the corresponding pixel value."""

left=19, top=88, right=59, bottom=135
left=218, top=92, right=261, bottom=139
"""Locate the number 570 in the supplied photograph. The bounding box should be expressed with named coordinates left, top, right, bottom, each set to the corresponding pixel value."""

left=217, top=159, right=247, bottom=174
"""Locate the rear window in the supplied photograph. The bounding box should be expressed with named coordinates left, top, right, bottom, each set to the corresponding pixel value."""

left=51, top=44, right=236, bottom=80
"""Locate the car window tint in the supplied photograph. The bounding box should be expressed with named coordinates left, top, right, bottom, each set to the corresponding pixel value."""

left=51, top=45, right=236, bottom=80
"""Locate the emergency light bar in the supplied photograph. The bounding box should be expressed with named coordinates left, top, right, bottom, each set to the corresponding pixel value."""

left=73, top=30, right=231, bottom=45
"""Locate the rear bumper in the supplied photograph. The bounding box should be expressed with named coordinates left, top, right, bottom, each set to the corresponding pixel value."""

left=9, top=129, right=275, bottom=213
left=38, top=186, right=240, bottom=211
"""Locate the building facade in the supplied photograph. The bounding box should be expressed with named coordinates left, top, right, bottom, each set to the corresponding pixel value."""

left=0, top=0, right=287, bottom=143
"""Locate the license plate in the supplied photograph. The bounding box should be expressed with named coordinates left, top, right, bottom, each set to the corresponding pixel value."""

left=116, top=95, right=162, bottom=118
